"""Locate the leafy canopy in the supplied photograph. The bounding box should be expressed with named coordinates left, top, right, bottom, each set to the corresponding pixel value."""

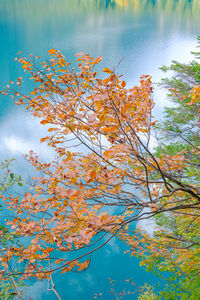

left=0, top=47, right=199, bottom=300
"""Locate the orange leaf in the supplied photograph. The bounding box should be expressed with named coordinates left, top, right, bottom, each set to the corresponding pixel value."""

left=48, top=49, right=57, bottom=55
left=121, top=81, right=126, bottom=88
left=102, top=67, right=113, bottom=73
left=54, top=258, right=64, bottom=264
left=48, top=128, right=57, bottom=132
left=40, top=120, right=47, bottom=125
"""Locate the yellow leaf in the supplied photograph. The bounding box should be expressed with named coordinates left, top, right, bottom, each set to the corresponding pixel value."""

left=102, top=126, right=117, bottom=133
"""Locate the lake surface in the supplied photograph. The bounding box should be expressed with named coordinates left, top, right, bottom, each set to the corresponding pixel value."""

left=0, top=1, right=200, bottom=299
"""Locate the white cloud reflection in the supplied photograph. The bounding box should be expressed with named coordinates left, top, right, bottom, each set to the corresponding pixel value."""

left=0, top=109, right=54, bottom=160
left=137, top=217, right=157, bottom=237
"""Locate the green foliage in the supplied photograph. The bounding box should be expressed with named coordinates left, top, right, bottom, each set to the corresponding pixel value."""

left=154, top=142, right=190, bottom=157
left=138, top=285, right=160, bottom=300
left=0, top=159, right=23, bottom=194
left=138, top=37, right=200, bottom=299
left=0, top=282, right=16, bottom=300
left=158, top=38, right=200, bottom=147
left=0, top=160, right=24, bottom=299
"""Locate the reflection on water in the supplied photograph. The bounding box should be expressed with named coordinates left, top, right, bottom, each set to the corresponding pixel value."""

left=0, top=1, right=200, bottom=299
left=0, top=0, right=200, bottom=31
left=1, top=0, right=200, bottom=15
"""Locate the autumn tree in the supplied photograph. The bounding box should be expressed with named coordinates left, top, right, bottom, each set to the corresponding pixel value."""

left=0, top=45, right=199, bottom=298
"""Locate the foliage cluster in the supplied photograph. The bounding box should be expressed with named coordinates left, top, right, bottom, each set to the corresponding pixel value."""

left=0, top=39, right=199, bottom=299
left=138, top=37, right=200, bottom=299
left=0, top=160, right=25, bottom=299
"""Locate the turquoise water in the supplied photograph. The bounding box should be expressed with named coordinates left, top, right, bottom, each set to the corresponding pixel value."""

left=0, top=1, right=200, bottom=299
